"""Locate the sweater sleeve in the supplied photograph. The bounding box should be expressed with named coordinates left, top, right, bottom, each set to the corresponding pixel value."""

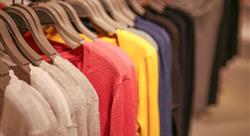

left=109, top=83, right=124, bottom=136
left=146, top=53, right=160, bottom=136
left=136, top=61, right=149, bottom=136
left=110, top=76, right=138, bottom=136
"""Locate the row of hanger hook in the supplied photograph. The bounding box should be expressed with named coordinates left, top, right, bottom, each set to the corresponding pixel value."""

left=12, top=0, right=40, bottom=5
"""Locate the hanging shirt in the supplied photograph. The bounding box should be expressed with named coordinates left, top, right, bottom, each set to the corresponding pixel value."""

left=39, top=60, right=87, bottom=136
left=111, top=30, right=160, bottom=136
left=24, top=33, right=101, bottom=136
left=209, top=0, right=239, bottom=105
left=53, top=43, right=136, bottom=136
left=52, top=56, right=100, bottom=136
left=142, top=9, right=185, bottom=136
left=29, top=65, right=73, bottom=136
left=93, top=40, right=137, bottom=136
left=134, top=17, right=173, bottom=136
left=52, top=36, right=138, bottom=136
left=168, top=0, right=224, bottom=114
left=0, top=70, right=57, bottom=136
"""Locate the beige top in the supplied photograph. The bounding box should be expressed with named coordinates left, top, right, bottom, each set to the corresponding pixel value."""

left=39, top=60, right=88, bottom=136
left=53, top=56, right=100, bottom=136
left=0, top=70, right=57, bottom=136
left=29, top=65, right=73, bottom=136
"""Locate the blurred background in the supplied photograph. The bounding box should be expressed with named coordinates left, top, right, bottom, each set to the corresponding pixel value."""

left=191, top=0, right=250, bottom=136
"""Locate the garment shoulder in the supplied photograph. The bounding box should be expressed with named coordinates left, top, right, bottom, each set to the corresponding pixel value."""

left=54, top=56, right=99, bottom=102
left=118, top=30, right=156, bottom=57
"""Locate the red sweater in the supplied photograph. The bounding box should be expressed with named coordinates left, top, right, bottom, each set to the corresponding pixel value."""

left=55, top=42, right=137, bottom=136
left=94, top=40, right=137, bottom=136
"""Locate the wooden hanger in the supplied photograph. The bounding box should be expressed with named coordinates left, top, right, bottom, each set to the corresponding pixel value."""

left=115, top=0, right=136, bottom=21
left=148, top=0, right=165, bottom=13
left=14, top=3, right=81, bottom=49
left=45, top=1, right=87, bottom=46
left=57, top=1, right=98, bottom=40
left=74, top=0, right=117, bottom=33
left=0, top=10, right=43, bottom=65
left=31, top=3, right=83, bottom=46
left=65, top=0, right=116, bottom=34
left=0, top=19, right=30, bottom=73
left=3, top=6, right=59, bottom=59
left=0, top=59, right=10, bottom=91
left=85, top=0, right=124, bottom=29
left=111, top=0, right=133, bottom=23
left=16, top=1, right=81, bottom=48
left=126, top=0, right=145, bottom=16
left=100, top=0, right=133, bottom=26
left=86, top=0, right=134, bottom=31
left=46, top=2, right=79, bottom=34
left=77, top=0, right=124, bottom=29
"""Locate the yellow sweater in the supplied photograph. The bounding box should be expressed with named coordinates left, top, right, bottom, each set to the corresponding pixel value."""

left=114, top=30, right=159, bottom=136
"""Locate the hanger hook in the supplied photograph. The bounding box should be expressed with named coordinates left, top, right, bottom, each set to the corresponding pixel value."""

left=12, top=0, right=24, bottom=5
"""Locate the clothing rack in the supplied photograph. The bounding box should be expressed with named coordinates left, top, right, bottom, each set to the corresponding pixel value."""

left=0, top=0, right=239, bottom=136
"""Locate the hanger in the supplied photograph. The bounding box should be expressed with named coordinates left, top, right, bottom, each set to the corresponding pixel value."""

left=148, top=0, right=166, bottom=13
left=3, top=6, right=60, bottom=59
left=100, top=0, right=133, bottom=26
left=85, top=0, right=124, bottom=29
left=65, top=0, right=116, bottom=34
left=0, top=59, right=10, bottom=91
left=16, top=2, right=81, bottom=49
left=30, top=2, right=84, bottom=46
left=70, top=0, right=117, bottom=33
left=126, top=0, right=145, bottom=16
left=0, top=19, right=30, bottom=73
left=15, top=2, right=82, bottom=49
left=45, top=1, right=89, bottom=46
left=111, top=0, right=133, bottom=23
left=115, top=0, right=136, bottom=21
left=46, top=1, right=80, bottom=34
left=57, top=1, right=98, bottom=40
left=0, top=10, right=43, bottom=65
left=85, top=0, right=133, bottom=31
